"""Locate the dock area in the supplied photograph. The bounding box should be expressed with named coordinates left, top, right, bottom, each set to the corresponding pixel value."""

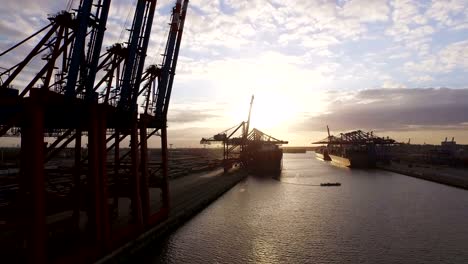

left=378, top=162, right=468, bottom=190
left=96, top=167, right=247, bottom=264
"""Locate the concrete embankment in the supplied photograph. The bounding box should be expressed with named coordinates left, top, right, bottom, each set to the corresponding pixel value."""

left=96, top=167, right=247, bottom=264
left=378, top=162, right=468, bottom=190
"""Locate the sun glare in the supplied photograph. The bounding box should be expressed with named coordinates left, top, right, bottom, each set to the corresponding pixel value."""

left=251, top=97, right=293, bottom=129
left=224, top=87, right=330, bottom=139
left=227, top=93, right=297, bottom=130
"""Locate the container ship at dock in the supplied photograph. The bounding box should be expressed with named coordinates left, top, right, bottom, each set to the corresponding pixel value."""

left=313, top=127, right=397, bottom=168
left=327, top=148, right=376, bottom=168
left=201, top=96, right=288, bottom=175
left=242, top=132, right=287, bottom=174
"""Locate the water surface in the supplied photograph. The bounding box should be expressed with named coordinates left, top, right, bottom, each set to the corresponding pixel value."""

left=143, top=152, right=468, bottom=264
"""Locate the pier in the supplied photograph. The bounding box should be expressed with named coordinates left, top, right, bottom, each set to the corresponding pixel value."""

left=378, top=162, right=468, bottom=190
left=97, top=167, right=246, bottom=263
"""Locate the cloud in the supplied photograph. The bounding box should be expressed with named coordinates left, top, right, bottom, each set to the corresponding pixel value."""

left=2, top=0, right=468, bottom=146
left=168, top=109, right=220, bottom=123
left=298, top=88, right=468, bottom=132
left=341, top=0, right=390, bottom=22
left=409, top=75, right=434, bottom=83
left=404, top=40, right=468, bottom=73
left=2, top=0, right=468, bottom=94
left=382, top=80, right=407, bottom=89
left=165, top=126, right=222, bottom=147
left=426, top=0, right=467, bottom=28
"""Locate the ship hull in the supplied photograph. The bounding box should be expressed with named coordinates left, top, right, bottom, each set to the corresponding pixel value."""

left=329, top=153, right=375, bottom=168
left=315, top=150, right=331, bottom=161
left=246, top=150, right=283, bottom=174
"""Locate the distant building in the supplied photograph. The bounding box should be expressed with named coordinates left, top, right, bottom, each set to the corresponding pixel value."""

left=428, top=137, right=460, bottom=165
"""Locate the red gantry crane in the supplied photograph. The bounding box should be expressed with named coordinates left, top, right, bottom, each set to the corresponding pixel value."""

left=0, top=0, right=189, bottom=262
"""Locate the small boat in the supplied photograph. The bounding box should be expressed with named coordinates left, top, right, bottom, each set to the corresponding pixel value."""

left=320, top=182, right=341, bottom=187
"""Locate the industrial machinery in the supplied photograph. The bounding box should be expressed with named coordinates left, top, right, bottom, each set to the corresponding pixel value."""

left=201, top=96, right=288, bottom=174
left=0, top=0, right=189, bottom=262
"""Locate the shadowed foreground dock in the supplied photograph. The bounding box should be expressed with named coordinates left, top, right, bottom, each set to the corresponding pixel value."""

left=96, top=167, right=247, bottom=263
left=378, top=162, right=468, bottom=190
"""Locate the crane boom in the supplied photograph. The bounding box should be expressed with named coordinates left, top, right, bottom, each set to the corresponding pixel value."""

left=118, top=0, right=157, bottom=112
left=245, top=95, right=254, bottom=138
left=155, top=0, right=183, bottom=120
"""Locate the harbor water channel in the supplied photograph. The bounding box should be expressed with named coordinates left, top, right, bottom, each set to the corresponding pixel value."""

left=140, top=152, right=468, bottom=264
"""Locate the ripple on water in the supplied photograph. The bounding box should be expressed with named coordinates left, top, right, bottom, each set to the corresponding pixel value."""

left=143, top=152, right=468, bottom=264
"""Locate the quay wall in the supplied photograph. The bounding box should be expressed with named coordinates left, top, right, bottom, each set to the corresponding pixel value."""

left=378, top=163, right=468, bottom=190
left=96, top=168, right=247, bottom=264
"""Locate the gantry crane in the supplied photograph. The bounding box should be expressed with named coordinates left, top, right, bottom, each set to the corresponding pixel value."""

left=313, top=129, right=398, bottom=145
left=0, top=0, right=190, bottom=262
left=1, top=1, right=111, bottom=262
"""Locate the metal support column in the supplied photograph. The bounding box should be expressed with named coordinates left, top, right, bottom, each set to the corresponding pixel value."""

left=160, top=125, right=170, bottom=210
left=113, top=129, right=120, bottom=217
left=130, top=115, right=143, bottom=226
left=97, top=107, right=110, bottom=251
left=73, top=129, right=82, bottom=233
left=139, top=117, right=150, bottom=224
left=21, top=91, right=46, bottom=264
left=87, top=104, right=110, bottom=253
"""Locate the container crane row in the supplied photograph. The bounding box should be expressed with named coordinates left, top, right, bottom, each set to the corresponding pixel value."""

left=0, top=0, right=190, bottom=263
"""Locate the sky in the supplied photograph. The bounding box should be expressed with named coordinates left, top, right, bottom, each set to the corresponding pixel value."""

left=1, top=0, right=467, bottom=147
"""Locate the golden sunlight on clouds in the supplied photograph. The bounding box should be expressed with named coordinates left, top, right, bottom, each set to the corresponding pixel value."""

left=203, top=52, right=332, bottom=133
left=227, top=90, right=329, bottom=134
left=219, top=90, right=331, bottom=147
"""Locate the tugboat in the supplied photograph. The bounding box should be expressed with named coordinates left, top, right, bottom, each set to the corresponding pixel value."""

left=320, top=182, right=341, bottom=187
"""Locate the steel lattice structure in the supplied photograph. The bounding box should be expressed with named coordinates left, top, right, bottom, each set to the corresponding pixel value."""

left=0, top=0, right=189, bottom=263
left=313, top=129, right=398, bottom=145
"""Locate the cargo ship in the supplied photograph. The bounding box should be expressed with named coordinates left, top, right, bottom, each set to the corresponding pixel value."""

left=328, top=147, right=376, bottom=168
left=202, top=127, right=288, bottom=174
left=312, top=127, right=396, bottom=168
left=243, top=142, right=284, bottom=174
left=201, top=96, right=288, bottom=175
